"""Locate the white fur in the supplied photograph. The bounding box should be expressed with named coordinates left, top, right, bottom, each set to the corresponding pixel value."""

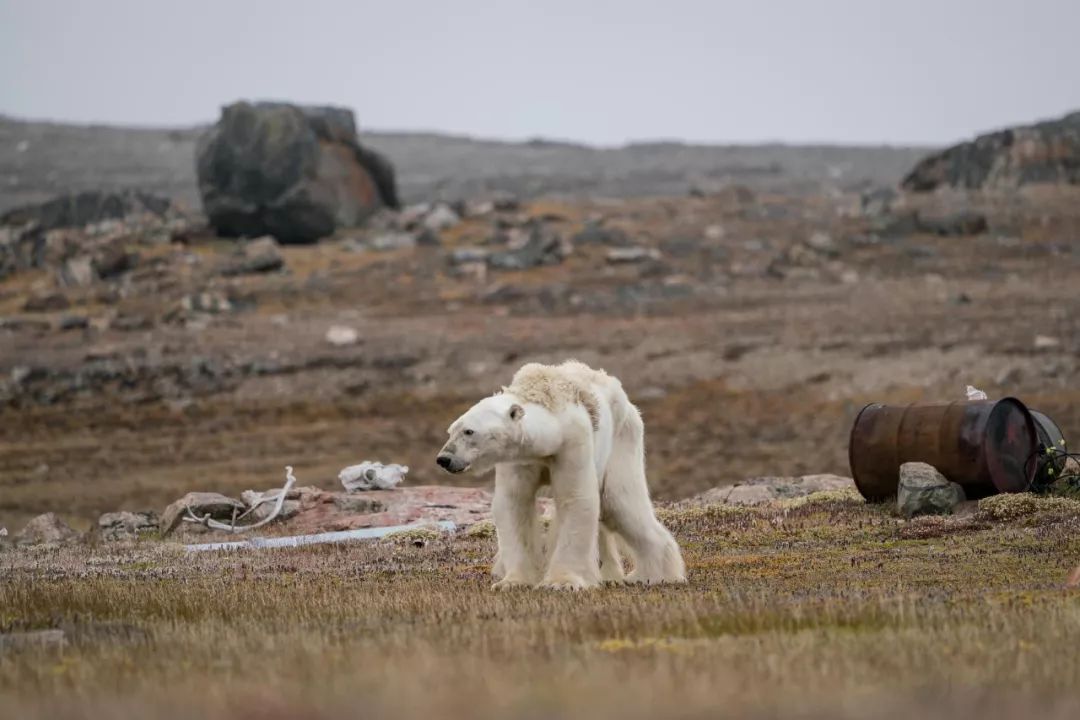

left=438, top=361, right=686, bottom=590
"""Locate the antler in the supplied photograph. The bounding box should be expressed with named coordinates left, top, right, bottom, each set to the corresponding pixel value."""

left=184, top=466, right=298, bottom=534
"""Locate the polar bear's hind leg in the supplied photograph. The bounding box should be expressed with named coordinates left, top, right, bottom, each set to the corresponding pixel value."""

left=602, top=407, right=686, bottom=584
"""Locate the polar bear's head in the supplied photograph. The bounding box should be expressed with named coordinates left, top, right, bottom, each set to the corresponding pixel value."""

left=436, top=394, right=526, bottom=475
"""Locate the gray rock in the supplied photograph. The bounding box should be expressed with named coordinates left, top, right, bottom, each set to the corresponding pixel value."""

left=97, top=511, right=159, bottom=542
left=369, top=232, right=417, bottom=251
left=897, top=462, right=966, bottom=518
left=196, top=101, right=399, bottom=243
left=61, top=255, right=96, bottom=287
left=422, top=204, right=461, bottom=232
left=572, top=222, right=630, bottom=246
left=903, top=110, right=1080, bottom=191
left=917, top=210, right=988, bottom=237
left=487, top=229, right=567, bottom=270
left=692, top=474, right=857, bottom=506
left=606, top=247, right=661, bottom=264
left=23, top=292, right=70, bottom=313
left=15, top=513, right=82, bottom=546
left=0, top=190, right=172, bottom=232
left=160, top=492, right=246, bottom=535
left=805, top=231, right=839, bottom=257
left=333, top=495, right=386, bottom=514
left=449, top=247, right=489, bottom=265
left=220, top=236, right=285, bottom=275
left=860, top=187, right=898, bottom=218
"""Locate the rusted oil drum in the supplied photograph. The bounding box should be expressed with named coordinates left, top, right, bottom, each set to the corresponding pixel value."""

left=849, top=398, right=1038, bottom=501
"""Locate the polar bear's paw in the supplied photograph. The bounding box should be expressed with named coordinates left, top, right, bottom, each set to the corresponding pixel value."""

left=539, top=572, right=597, bottom=591
left=491, top=575, right=534, bottom=591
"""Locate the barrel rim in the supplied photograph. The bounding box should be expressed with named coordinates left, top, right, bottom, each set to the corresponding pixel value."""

left=983, top=396, right=1038, bottom=493
left=849, top=401, right=883, bottom=501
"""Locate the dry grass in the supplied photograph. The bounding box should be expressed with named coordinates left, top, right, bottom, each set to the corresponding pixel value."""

left=2, top=498, right=1079, bottom=720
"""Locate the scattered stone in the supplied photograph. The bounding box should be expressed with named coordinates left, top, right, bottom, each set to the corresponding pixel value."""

left=93, top=246, right=138, bottom=280
left=487, top=229, right=567, bottom=270
left=179, top=290, right=233, bottom=316
left=369, top=232, right=417, bottom=251
left=572, top=222, right=630, bottom=246
left=805, top=231, right=839, bottom=257
left=57, top=315, right=88, bottom=331
left=220, top=236, right=284, bottom=275
left=691, top=474, right=856, bottom=506
left=448, top=247, right=489, bottom=265
left=422, top=204, right=461, bottom=232
left=416, top=229, right=441, bottom=247
left=897, top=462, right=965, bottom=518
left=333, top=496, right=386, bottom=513
left=860, top=187, right=898, bottom=218
left=196, top=101, right=398, bottom=243
left=606, top=247, right=661, bottom=264
left=918, top=210, right=988, bottom=237
left=1067, top=563, right=1080, bottom=589
left=61, top=255, right=96, bottom=287
left=325, top=325, right=359, bottom=347
left=160, top=492, right=246, bottom=535
left=1034, top=335, right=1061, bottom=350
left=23, top=292, right=70, bottom=313
left=703, top=224, right=725, bottom=241
left=14, top=513, right=82, bottom=546
left=0, top=190, right=173, bottom=231
left=97, top=511, right=160, bottom=542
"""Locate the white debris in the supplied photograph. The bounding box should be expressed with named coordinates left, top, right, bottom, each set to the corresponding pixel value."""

left=325, top=325, right=359, bottom=346
left=339, top=461, right=409, bottom=491
left=423, top=204, right=461, bottom=231
left=0, top=527, right=7, bottom=537
left=184, top=521, right=456, bottom=553
left=1034, top=335, right=1061, bottom=350
left=965, top=385, right=989, bottom=401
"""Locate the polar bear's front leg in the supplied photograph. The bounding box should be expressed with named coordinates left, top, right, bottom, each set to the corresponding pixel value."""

left=541, top=440, right=602, bottom=590
left=491, top=464, right=544, bottom=589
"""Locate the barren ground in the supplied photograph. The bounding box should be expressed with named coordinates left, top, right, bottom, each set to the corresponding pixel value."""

left=2, top=493, right=1079, bottom=719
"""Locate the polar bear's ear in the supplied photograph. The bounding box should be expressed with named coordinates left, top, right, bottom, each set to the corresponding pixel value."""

left=509, top=404, right=525, bottom=421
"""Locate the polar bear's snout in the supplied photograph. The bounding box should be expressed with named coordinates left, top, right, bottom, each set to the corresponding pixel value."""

left=435, top=451, right=468, bottom=474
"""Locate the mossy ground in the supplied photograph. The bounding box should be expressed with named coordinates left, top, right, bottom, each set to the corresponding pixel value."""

left=2, top=493, right=1079, bottom=719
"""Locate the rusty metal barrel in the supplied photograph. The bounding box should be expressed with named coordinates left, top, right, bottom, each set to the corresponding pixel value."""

left=849, top=398, right=1038, bottom=501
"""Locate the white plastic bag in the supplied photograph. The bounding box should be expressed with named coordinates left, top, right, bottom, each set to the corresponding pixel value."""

left=965, top=385, right=989, bottom=401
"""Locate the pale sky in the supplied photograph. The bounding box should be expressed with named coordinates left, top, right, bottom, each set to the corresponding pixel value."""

left=1, top=0, right=1078, bottom=146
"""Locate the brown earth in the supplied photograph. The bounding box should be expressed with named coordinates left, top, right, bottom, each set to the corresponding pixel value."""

left=2, top=186, right=1079, bottom=533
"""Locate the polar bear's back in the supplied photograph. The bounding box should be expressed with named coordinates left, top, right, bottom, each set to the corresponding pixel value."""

left=505, top=360, right=636, bottom=431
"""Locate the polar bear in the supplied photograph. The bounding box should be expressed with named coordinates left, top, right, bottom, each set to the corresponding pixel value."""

left=436, top=360, right=686, bottom=590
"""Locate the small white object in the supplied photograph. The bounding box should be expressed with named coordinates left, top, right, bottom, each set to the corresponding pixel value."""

left=339, top=461, right=408, bottom=491
left=1034, top=335, right=1061, bottom=350
left=184, top=521, right=456, bottom=553
left=0, top=527, right=7, bottom=537
left=15, top=140, right=30, bottom=153
left=966, top=385, right=989, bottom=401
left=325, top=325, right=359, bottom=346
left=703, top=224, right=725, bottom=240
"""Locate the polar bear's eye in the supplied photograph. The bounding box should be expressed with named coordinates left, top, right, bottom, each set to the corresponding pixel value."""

left=463, top=429, right=475, bottom=437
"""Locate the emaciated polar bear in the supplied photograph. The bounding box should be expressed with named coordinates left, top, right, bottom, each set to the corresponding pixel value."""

left=436, top=360, right=686, bottom=589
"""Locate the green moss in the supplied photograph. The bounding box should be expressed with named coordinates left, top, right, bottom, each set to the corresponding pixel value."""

left=977, top=493, right=1080, bottom=521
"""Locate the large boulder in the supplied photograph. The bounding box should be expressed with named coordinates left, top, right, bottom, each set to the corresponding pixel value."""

left=196, top=101, right=399, bottom=244
left=903, top=110, right=1080, bottom=192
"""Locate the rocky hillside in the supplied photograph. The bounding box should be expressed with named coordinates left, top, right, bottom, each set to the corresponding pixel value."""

left=904, top=110, right=1080, bottom=192
left=0, top=115, right=929, bottom=212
